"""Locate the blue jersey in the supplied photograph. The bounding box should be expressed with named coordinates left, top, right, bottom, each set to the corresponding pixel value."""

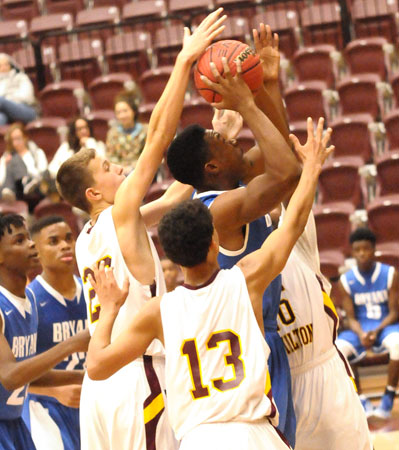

left=341, top=262, right=395, bottom=328
left=0, top=286, right=38, bottom=420
left=196, top=190, right=282, bottom=328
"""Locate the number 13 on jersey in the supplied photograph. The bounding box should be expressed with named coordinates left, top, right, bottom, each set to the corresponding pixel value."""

left=181, top=330, right=245, bottom=400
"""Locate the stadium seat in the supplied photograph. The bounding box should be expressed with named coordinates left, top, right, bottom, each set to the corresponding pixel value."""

left=106, top=32, right=151, bottom=78
left=169, top=0, right=212, bottom=16
left=0, top=200, right=29, bottom=218
left=344, top=37, right=392, bottom=80
left=90, top=0, right=126, bottom=8
left=289, top=121, right=308, bottom=145
left=375, top=151, right=399, bottom=197
left=25, top=117, right=67, bottom=162
left=374, top=242, right=399, bottom=268
left=317, top=156, right=365, bottom=207
left=122, top=0, right=167, bottom=37
left=301, top=2, right=344, bottom=49
left=352, top=0, right=398, bottom=43
left=88, top=73, right=134, bottom=111
left=383, top=108, right=399, bottom=151
left=34, top=200, right=82, bottom=237
left=45, top=0, right=85, bottom=16
left=367, top=194, right=399, bottom=243
left=180, top=98, right=214, bottom=129
left=30, top=13, right=74, bottom=48
left=1, top=0, right=40, bottom=21
left=153, top=24, right=185, bottom=66
left=138, top=102, right=155, bottom=124
left=329, top=113, right=376, bottom=162
left=319, top=249, right=345, bottom=279
left=0, top=19, right=28, bottom=55
left=336, top=73, right=386, bottom=120
left=237, top=128, right=256, bottom=152
left=144, top=179, right=174, bottom=204
left=140, top=66, right=174, bottom=104
left=39, top=80, right=84, bottom=118
left=214, top=17, right=251, bottom=42
left=252, top=10, right=299, bottom=59
left=292, top=44, right=338, bottom=88
left=59, top=39, right=104, bottom=85
left=390, top=72, right=399, bottom=108
left=284, top=81, right=332, bottom=123
left=75, top=6, right=120, bottom=42
left=85, top=110, right=114, bottom=142
left=313, top=201, right=355, bottom=255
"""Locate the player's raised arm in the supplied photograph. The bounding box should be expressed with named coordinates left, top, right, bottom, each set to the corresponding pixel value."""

left=112, top=9, right=226, bottom=226
left=238, top=118, right=334, bottom=309
left=86, top=262, right=162, bottom=380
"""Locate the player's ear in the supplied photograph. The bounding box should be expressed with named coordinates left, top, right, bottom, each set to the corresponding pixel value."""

left=204, top=159, right=220, bottom=175
left=85, top=186, right=101, bottom=203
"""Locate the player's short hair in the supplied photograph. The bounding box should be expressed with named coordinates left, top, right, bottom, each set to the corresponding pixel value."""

left=158, top=199, right=213, bottom=267
left=56, top=148, right=96, bottom=213
left=0, top=214, right=25, bottom=241
left=30, top=215, right=66, bottom=238
left=350, top=227, right=377, bottom=246
left=166, top=125, right=211, bottom=190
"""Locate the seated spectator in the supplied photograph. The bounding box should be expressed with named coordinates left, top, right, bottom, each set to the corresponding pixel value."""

left=336, top=228, right=399, bottom=419
left=0, top=122, right=47, bottom=208
left=0, top=53, right=36, bottom=125
left=106, top=90, right=148, bottom=171
left=48, top=116, right=105, bottom=178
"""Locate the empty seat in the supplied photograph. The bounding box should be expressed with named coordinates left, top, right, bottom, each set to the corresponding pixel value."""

left=319, top=249, right=345, bottom=279
left=352, top=0, right=398, bottom=43
left=140, top=66, right=174, bottom=104
left=252, top=10, right=299, bottom=59
left=169, top=0, right=211, bottom=15
left=76, top=6, right=120, bottom=42
left=153, top=25, right=185, bottom=66
left=34, top=199, right=82, bottom=237
left=0, top=200, right=29, bottom=217
left=390, top=71, right=399, bottom=108
left=284, top=81, right=330, bottom=123
left=106, top=32, right=151, bottom=78
left=329, top=113, right=376, bottom=162
left=289, top=121, right=308, bottom=145
left=375, top=151, right=399, bottom=197
left=90, top=0, right=126, bottom=8
left=0, top=19, right=28, bottom=55
left=375, top=242, right=399, bottom=268
left=89, top=73, right=133, bottom=110
left=1, top=0, right=39, bottom=21
left=344, top=37, right=392, bottom=80
left=237, top=128, right=255, bottom=152
left=313, top=201, right=355, bottom=255
left=367, top=194, right=399, bottom=243
left=122, top=0, right=167, bottom=36
left=317, top=156, right=365, bottom=207
left=215, top=17, right=251, bottom=42
left=30, top=13, right=74, bottom=44
left=138, top=102, right=155, bottom=124
left=292, top=44, right=338, bottom=88
left=180, top=98, right=214, bottom=129
left=301, top=2, right=344, bottom=49
left=45, top=0, right=85, bottom=15
left=383, top=108, right=399, bottom=151
left=59, top=39, right=104, bottom=85
left=336, top=73, right=384, bottom=120
left=39, top=80, right=84, bottom=118
left=25, top=118, right=66, bottom=162
left=85, top=110, right=114, bottom=142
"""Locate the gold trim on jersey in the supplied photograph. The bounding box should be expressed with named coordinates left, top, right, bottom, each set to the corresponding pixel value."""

left=143, top=393, right=165, bottom=424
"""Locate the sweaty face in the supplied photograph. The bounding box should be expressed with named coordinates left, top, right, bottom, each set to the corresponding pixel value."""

left=352, top=240, right=375, bottom=272
left=115, top=101, right=135, bottom=129
left=34, top=222, right=75, bottom=272
left=88, top=155, right=125, bottom=204
left=0, top=225, right=39, bottom=275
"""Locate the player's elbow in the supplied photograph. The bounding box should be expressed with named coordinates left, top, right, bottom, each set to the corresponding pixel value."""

left=86, top=358, right=107, bottom=381
left=0, top=369, right=23, bottom=391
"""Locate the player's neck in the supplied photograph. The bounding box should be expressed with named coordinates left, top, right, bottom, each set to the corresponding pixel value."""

left=182, top=260, right=219, bottom=288
left=0, top=270, right=27, bottom=298
left=41, top=269, right=77, bottom=300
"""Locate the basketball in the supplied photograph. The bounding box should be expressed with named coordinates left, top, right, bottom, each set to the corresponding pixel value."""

left=194, top=40, right=263, bottom=104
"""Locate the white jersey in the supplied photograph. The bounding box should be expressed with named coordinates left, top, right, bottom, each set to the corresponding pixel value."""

left=76, top=206, right=165, bottom=355
left=277, top=210, right=338, bottom=371
left=160, top=266, right=278, bottom=441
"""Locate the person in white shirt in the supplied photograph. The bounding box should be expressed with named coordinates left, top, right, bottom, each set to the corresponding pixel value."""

left=49, top=117, right=105, bottom=179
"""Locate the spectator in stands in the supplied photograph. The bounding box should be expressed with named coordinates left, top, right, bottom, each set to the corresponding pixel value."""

left=0, top=122, right=47, bottom=207
left=161, top=257, right=181, bottom=292
left=336, top=228, right=399, bottom=419
left=48, top=116, right=105, bottom=179
left=0, top=53, right=36, bottom=125
left=106, top=90, right=148, bottom=172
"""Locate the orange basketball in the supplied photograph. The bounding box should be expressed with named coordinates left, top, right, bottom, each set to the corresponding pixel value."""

left=194, top=40, right=263, bottom=103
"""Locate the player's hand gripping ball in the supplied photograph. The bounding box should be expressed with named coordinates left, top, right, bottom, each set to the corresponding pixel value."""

left=194, top=39, right=263, bottom=103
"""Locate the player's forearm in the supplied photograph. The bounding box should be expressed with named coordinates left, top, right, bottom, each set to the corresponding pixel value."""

left=30, top=369, right=84, bottom=387
left=347, top=318, right=364, bottom=337
left=255, top=83, right=290, bottom=145
left=0, top=339, right=85, bottom=391
left=374, top=312, right=399, bottom=335
left=239, top=102, right=300, bottom=184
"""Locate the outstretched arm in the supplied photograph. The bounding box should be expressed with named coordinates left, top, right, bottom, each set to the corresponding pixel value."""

left=86, top=263, right=162, bottom=380
left=0, top=324, right=89, bottom=391
left=112, top=9, right=227, bottom=227
left=238, top=118, right=333, bottom=312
